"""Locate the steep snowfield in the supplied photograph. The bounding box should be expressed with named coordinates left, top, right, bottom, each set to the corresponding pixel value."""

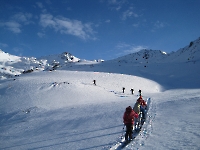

left=0, top=37, right=200, bottom=149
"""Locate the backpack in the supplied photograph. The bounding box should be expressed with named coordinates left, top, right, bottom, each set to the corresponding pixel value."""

left=133, top=102, right=140, bottom=114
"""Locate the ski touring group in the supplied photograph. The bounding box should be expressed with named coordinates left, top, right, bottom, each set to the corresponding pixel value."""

left=123, top=90, right=148, bottom=142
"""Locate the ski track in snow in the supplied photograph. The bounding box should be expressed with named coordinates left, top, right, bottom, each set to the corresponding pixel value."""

left=127, top=99, right=156, bottom=150
left=81, top=82, right=132, bottom=98
left=107, top=98, right=157, bottom=150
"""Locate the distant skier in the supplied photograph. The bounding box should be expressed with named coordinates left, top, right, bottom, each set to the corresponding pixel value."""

left=122, top=87, right=125, bottom=93
left=123, top=106, right=138, bottom=141
left=130, top=89, right=134, bottom=95
left=138, top=89, right=142, bottom=96
left=93, top=80, right=96, bottom=85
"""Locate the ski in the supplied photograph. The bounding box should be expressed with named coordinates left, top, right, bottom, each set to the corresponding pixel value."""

left=109, top=130, right=139, bottom=150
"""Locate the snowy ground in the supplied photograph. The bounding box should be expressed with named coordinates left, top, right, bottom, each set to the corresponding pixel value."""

left=0, top=67, right=200, bottom=150
left=1, top=43, right=200, bottom=149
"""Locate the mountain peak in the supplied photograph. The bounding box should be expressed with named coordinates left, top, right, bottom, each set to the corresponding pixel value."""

left=167, top=37, right=200, bottom=63
left=112, top=49, right=168, bottom=64
left=0, top=37, right=200, bottom=79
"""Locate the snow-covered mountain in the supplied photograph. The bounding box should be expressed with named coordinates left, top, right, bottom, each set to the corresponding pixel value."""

left=0, top=37, right=200, bottom=150
left=113, top=37, right=200, bottom=64
left=0, top=51, right=80, bottom=79
left=1, top=37, right=200, bottom=80
left=167, top=37, right=200, bottom=63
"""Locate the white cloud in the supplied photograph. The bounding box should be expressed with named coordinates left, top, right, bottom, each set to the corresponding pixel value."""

left=107, top=0, right=126, bottom=11
left=116, top=6, right=121, bottom=11
left=0, top=12, right=33, bottom=33
left=0, top=21, right=21, bottom=33
left=45, top=0, right=52, bottom=5
left=37, top=32, right=45, bottom=38
left=36, top=2, right=43, bottom=8
left=39, top=13, right=96, bottom=40
left=133, top=23, right=139, bottom=27
left=116, top=42, right=130, bottom=49
left=12, top=13, right=33, bottom=24
left=105, top=19, right=111, bottom=23
left=122, top=7, right=139, bottom=20
left=124, top=45, right=147, bottom=53
left=151, top=20, right=167, bottom=32
left=108, top=0, right=118, bottom=4
left=0, top=43, right=8, bottom=48
left=154, top=21, right=165, bottom=29
left=12, top=47, right=23, bottom=56
left=116, top=42, right=147, bottom=56
left=40, top=14, right=56, bottom=28
left=36, top=2, right=48, bottom=13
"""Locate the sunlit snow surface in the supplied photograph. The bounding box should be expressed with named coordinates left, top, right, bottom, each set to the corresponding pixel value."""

left=0, top=38, right=200, bottom=149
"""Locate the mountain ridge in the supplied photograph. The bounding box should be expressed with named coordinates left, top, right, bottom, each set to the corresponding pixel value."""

left=0, top=37, right=200, bottom=80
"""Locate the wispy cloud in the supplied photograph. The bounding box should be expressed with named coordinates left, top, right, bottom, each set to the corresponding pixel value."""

left=115, top=42, right=147, bottom=56
left=151, top=20, right=167, bottom=32
left=154, top=21, right=165, bottom=28
left=37, top=32, right=45, bottom=38
left=108, top=0, right=118, bottom=4
left=0, top=43, right=8, bottom=48
left=39, top=13, right=96, bottom=40
left=133, top=23, right=139, bottom=27
left=122, top=7, right=139, bottom=20
left=12, top=12, right=33, bottom=24
left=39, top=14, right=55, bottom=27
left=107, top=0, right=127, bottom=11
left=36, top=2, right=43, bottom=8
left=45, top=0, right=52, bottom=5
left=0, top=12, right=33, bottom=33
left=105, top=19, right=111, bottom=23
left=35, top=2, right=47, bottom=13
left=12, top=47, right=24, bottom=56
left=0, top=21, right=21, bottom=33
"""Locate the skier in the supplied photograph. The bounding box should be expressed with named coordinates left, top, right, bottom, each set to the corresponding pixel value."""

left=130, top=89, right=134, bottom=95
left=133, top=98, right=141, bottom=129
left=138, top=89, right=142, bottom=96
left=137, top=96, right=147, bottom=120
left=93, top=80, right=96, bottom=85
left=123, top=106, right=138, bottom=141
left=122, top=87, right=125, bottom=93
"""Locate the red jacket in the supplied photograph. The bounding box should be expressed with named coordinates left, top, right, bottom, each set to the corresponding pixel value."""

left=137, top=97, right=147, bottom=107
left=140, top=99, right=147, bottom=107
left=123, top=106, right=138, bottom=125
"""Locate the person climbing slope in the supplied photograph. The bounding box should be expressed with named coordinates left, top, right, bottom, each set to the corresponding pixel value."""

left=133, top=98, right=141, bottom=130
left=123, top=106, right=138, bottom=141
left=137, top=96, right=147, bottom=121
left=133, top=96, right=147, bottom=129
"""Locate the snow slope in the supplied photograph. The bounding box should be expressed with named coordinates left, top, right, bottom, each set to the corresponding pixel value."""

left=0, top=37, right=200, bottom=149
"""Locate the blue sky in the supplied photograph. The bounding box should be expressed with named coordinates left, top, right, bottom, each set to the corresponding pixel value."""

left=0, top=0, right=200, bottom=60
